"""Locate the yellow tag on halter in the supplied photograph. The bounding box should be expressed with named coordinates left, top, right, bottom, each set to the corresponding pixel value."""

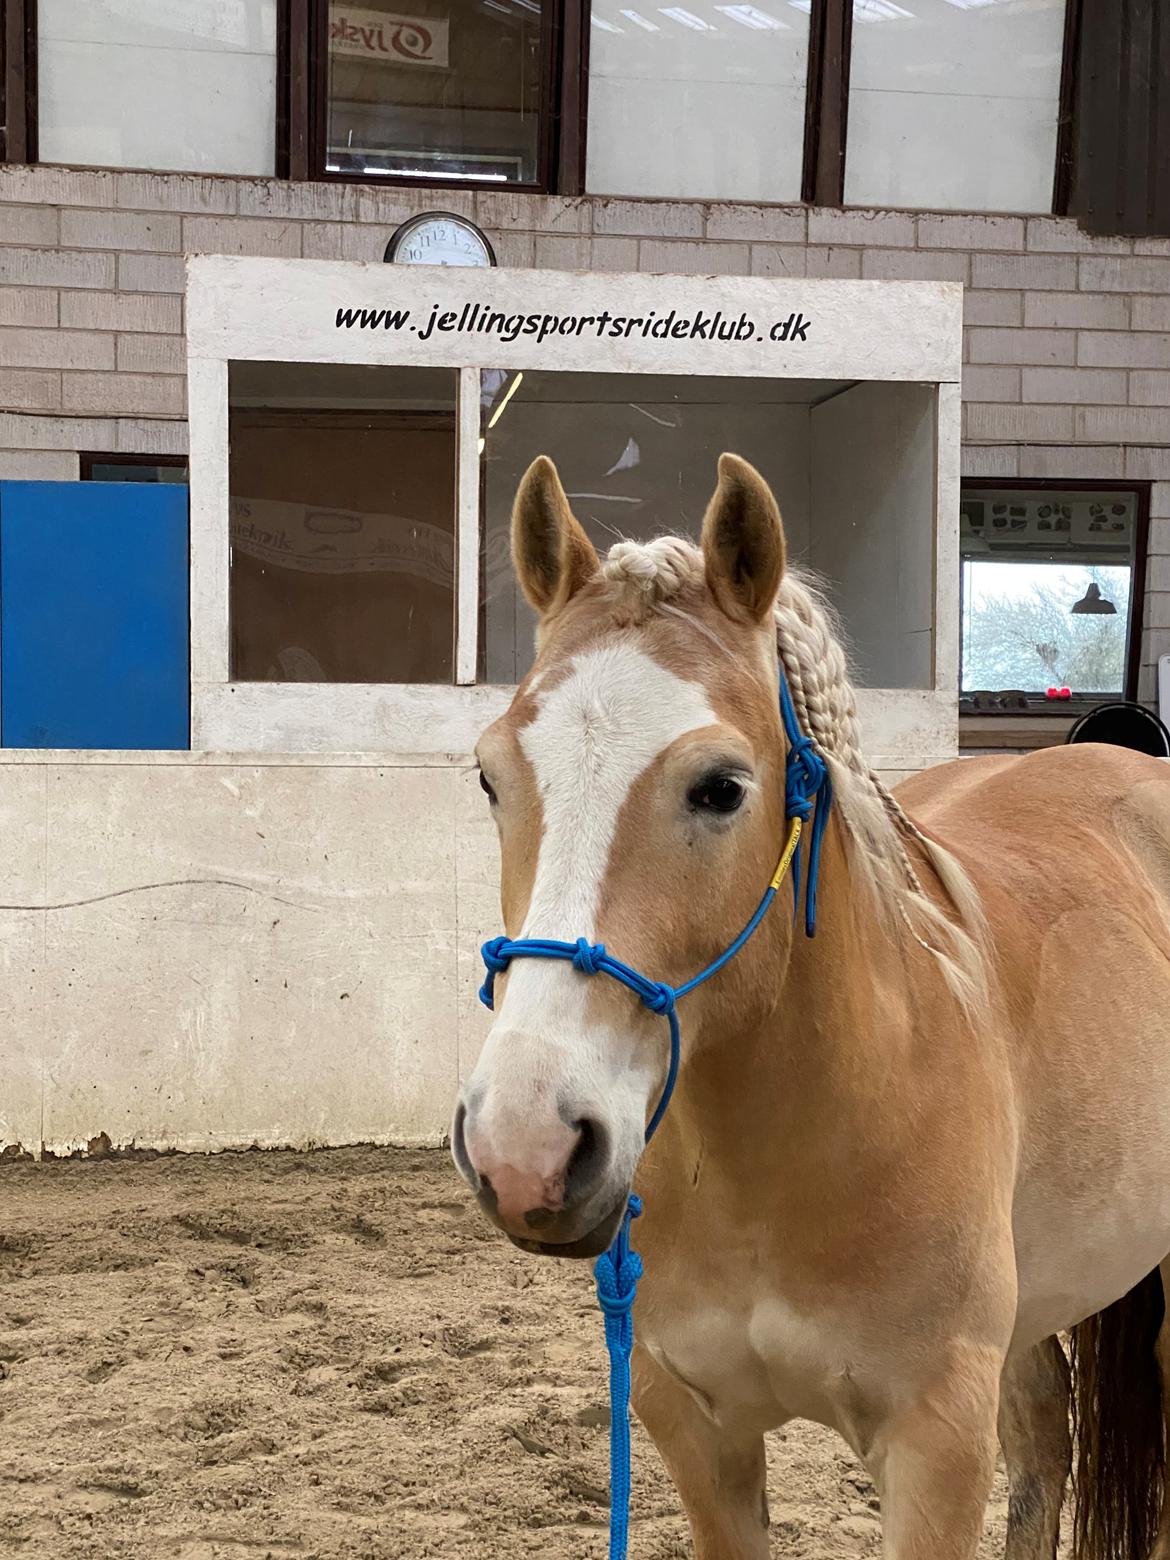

left=769, top=816, right=803, bottom=891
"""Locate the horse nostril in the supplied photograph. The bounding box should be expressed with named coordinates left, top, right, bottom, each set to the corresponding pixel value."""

left=451, top=1102, right=477, bottom=1190
left=564, top=1117, right=609, bottom=1207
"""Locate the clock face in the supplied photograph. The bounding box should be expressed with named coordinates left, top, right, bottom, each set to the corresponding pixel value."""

left=389, top=215, right=495, bottom=268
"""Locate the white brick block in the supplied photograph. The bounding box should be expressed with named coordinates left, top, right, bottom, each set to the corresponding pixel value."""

left=0, top=287, right=57, bottom=327
left=1080, top=256, right=1170, bottom=293
left=750, top=244, right=808, bottom=278
left=479, top=193, right=591, bottom=234
left=917, top=213, right=1024, bottom=250
left=1126, top=448, right=1170, bottom=479
left=236, top=180, right=358, bottom=221
left=1024, top=292, right=1129, bottom=330
left=117, top=253, right=186, bottom=294
left=1025, top=218, right=1131, bottom=254
left=486, top=231, right=535, bottom=269
left=1151, top=483, right=1170, bottom=518
left=0, top=448, right=80, bottom=479
left=705, top=204, right=805, bottom=243
left=971, top=253, right=1077, bottom=289
left=182, top=216, right=301, bottom=257
left=60, top=209, right=181, bottom=252
left=534, top=235, right=591, bottom=270
left=0, top=368, right=61, bottom=410
left=1016, top=444, right=1126, bottom=480
left=61, top=291, right=182, bottom=333
left=1078, top=331, right=1170, bottom=369
left=1076, top=406, right=1170, bottom=443
left=114, top=418, right=189, bottom=455
left=967, top=327, right=1075, bottom=366
left=1020, top=366, right=1127, bottom=404
left=116, top=172, right=236, bottom=215
left=963, top=291, right=1023, bottom=327
left=961, top=364, right=1020, bottom=402
left=807, top=208, right=915, bottom=247
left=0, top=327, right=115, bottom=371
left=594, top=200, right=704, bottom=239
left=966, top=403, right=1074, bottom=441
left=591, top=236, right=638, bottom=272
left=1130, top=372, right=1170, bottom=406
left=62, top=371, right=185, bottom=417
left=861, top=248, right=967, bottom=282
left=960, top=445, right=1019, bottom=478
left=1132, top=297, right=1170, bottom=331
left=0, top=205, right=59, bottom=245
left=0, top=166, right=117, bottom=208
left=0, top=247, right=114, bottom=290
left=116, top=334, right=185, bottom=374
left=805, top=246, right=862, bottom=278
left=638, top=239, right=749, bottom=276
left=0, top=411, right=116, bottom=448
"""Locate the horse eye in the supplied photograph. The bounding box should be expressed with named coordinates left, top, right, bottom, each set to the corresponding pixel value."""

left=688, top=773, right=746, bottom=814
left=479, top=770, right=497, bottom=805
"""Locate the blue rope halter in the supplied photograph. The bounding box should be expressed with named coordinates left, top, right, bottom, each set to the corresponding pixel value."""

left=477, top=664, right=831, bottom=1559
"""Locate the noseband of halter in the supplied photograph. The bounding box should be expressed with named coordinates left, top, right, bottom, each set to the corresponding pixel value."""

left=474, top=663, right=832, bottom=1560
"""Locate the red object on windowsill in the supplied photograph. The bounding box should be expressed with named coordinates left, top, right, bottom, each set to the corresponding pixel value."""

left=1045, top=687, right=1072, bottom=701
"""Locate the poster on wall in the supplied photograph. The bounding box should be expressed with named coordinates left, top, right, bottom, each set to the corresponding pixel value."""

left=329, top=4, right=449, bottom=69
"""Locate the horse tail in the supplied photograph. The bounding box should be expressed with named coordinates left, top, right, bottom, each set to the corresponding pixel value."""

left=1068, top=1267, right=1166, bottom=1560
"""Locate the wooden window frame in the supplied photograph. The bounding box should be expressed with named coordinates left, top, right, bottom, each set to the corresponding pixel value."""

left=957, top=477, right=1151, bottom=716
left=1, top=0, right=37, bottom=163
left=276, top=0, right=589, bottom=195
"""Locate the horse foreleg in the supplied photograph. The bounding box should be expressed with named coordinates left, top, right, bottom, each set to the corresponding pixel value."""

left=868, top=1341, right=1003, bottom=1560
left=631, top=1347, right=770, bottom=1560
left=997, top=1338, right=1071, bottom=1560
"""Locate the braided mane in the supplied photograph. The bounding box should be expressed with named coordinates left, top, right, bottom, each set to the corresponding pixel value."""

left=601, top=538, right=989, bottom=1017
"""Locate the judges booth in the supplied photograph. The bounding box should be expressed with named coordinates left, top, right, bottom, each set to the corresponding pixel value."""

left=0, top=259, right=961, bottom=1159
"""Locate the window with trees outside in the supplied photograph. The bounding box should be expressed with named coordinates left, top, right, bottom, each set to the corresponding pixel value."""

left=959, top=483, right=1148, bottom=713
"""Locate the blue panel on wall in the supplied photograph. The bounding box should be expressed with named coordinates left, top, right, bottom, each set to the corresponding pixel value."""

left=0, top=481, right=189, bottom=749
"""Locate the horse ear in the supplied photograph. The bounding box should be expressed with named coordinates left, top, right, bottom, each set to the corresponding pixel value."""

left=700, top=453, right=786, bottom=623
left=511, top=456, right=600, bottom=617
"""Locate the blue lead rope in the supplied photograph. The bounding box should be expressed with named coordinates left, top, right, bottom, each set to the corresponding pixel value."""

left=477, top=664, right=830, bottom=1560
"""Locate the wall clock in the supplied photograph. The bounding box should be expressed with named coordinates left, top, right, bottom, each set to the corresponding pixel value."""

left=384, top=212, right=497, bottom=268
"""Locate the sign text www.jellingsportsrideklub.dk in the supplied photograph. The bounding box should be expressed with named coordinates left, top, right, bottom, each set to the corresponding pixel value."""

left=335, top=301, right=813, bottom=346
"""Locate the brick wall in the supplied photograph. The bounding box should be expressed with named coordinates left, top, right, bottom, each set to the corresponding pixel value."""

left=2, top=164, right=1169, bottom=699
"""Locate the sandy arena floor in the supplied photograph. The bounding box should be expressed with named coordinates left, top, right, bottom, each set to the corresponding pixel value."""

left=0, top=1146, right=1022, bottom=1559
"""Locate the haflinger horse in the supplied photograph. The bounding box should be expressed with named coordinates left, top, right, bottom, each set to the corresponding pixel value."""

left=452, top=451, right=1170, bottom=1560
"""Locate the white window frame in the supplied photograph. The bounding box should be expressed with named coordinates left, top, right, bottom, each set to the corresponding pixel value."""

left=186, top=256, right=962, bottom=762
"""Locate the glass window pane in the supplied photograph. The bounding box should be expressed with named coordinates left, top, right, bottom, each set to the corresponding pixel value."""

left=85, top=461, right=188, bottom=484
left=480, top=370, right=935, bottom=690
left=327, top=0, right=545, bottom=184
left=38, top=1, right=277, bottom=175
left=960, top=488, right=1140, bottom=698
left=228, top=362, right=458, bottom=683
left=586, top=1, right=809, bottom=201
left=844, top=0, right=1066, bottom=214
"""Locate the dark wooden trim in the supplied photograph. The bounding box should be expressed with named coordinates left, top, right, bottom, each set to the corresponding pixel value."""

left=1127, top=481, right=1151, bottom=705
left=2, top=0, right=36, bottom=164
left=554, top=0, right=589, bottom=196
left=801, top=0, right=851, bottom=208
left=1053, top=0, right=1082, bottom=214
left=279, top=0, right=313, bottom=180
left=79, top=452, right=189, bottom=480
left=961, top=477, right=1151, bottom=705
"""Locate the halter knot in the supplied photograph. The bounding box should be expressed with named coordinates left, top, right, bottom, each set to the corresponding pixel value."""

left=784, top=733, right=826, bottom=820
left=482, top=935, right=511, bottom=974
left=595, top=1247, right=644, bottom=1316
left=641, top=983, right=676, bottom=1017
left=572, top=938, right=606, bottom=974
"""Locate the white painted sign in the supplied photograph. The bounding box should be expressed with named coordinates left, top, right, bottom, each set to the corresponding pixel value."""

left=330, top=5, right=449, bottom=68
left=186, top=256, right=964, bottom=385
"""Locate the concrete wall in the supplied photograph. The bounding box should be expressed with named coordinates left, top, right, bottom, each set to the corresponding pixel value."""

left=0, top=746, right=921, bottom=1158
left=1, top=167, right=1168, bottom=696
